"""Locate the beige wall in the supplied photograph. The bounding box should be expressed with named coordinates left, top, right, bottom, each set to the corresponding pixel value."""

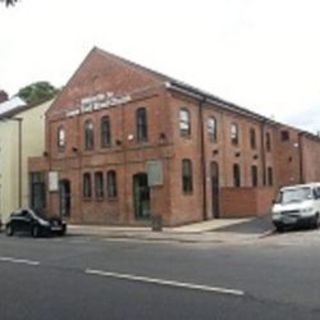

left=0, top=99, right=52, bottom=222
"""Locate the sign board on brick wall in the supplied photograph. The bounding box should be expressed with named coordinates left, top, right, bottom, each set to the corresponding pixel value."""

left=48, top=171, right=59, bottom=192
left=147, top=160, right=163, bottom=187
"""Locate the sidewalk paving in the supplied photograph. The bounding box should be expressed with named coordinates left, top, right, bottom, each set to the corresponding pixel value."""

left=68, top=216, right=274, bottom=244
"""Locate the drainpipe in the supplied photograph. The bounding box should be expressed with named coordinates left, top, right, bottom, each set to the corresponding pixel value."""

left=298, top=132, right=304, bottom=184
left=199, top=97, right=207, bottom=221
left=260, top=121, right=266, bottom=186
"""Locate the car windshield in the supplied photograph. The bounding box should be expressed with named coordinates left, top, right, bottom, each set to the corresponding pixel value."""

left=278, top=187, right=313, bottom=204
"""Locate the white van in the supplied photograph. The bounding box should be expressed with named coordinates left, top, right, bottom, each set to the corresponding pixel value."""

left=272, top=183, right=320, bottom=231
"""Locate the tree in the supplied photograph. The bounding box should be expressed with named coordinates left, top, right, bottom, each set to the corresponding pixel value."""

left=0, top=0, right=18, bottom=6
left=17, top=81, right=58, bottom=105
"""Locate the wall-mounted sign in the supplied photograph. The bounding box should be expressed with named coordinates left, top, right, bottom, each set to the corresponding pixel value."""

left=48, top=171, right=59, bottom=192
left=147, top=160, right=164, bottom=187
left=66, top=92, right=132, bottom=118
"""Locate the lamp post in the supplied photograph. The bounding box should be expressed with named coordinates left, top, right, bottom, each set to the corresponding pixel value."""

left=0, top=117, right=23, bottom=208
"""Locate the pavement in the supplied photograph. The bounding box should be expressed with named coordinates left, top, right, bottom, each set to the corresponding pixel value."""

left=68, top=215, right=274, bottom=244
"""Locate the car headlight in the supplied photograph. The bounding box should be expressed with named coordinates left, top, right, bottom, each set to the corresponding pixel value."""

left=39, top=219, right=50, bottom=227
left=301, top=207, right=313, bottom=214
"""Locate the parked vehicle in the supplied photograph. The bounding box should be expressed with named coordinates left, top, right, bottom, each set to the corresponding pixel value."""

left=5, top=208, right=67, bottom=237
left=272, top=183, right=320, bottom=231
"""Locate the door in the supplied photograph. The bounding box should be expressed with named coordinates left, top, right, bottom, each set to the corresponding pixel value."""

left=210, top=162, right=220, bottom=218
left=133, top=173, right=151, bottom=219
left=59, top=180, right=71, bottom=218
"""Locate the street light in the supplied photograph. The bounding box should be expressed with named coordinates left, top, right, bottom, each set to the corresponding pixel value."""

left=0, top=117, right=23, bottom=208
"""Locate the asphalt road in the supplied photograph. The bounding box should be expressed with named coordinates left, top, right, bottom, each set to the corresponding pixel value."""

left=0, top=230, right=320, bottom=319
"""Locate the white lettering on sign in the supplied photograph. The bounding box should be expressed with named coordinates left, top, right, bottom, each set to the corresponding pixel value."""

left=65, top=92, right=131, bottom=118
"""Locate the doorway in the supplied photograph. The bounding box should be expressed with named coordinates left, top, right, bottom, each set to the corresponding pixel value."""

left=59, top=179, right=71, bottom=217
left=133, top=173, right=150, bottom=219
left=210, top=162, right=220, bottom=218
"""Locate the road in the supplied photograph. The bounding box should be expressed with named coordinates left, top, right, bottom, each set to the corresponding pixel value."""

left=0, top=230, right=319, bottom=319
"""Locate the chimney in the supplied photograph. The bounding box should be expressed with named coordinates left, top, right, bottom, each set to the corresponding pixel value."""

left=0, top=90, right=9, bottom=103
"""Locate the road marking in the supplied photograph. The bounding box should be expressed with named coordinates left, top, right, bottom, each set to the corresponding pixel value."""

left=0, top=256, right=40, bottom=266
left=85, top=268, right=244, bottom=296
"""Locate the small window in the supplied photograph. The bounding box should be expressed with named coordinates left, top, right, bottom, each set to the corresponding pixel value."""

left=281, top=130, right=290, bottom=141
left=107, top=170, right=117, bottom=198
left=251, top=165, right=258, bottom=187
left=179, top=108, right=191, bottom=137
left=208, top=117, right=217, bottom=143
left=267, top=167, right=273, bottom=186
left=250, top=128, right=256, bottom=149
left=266, top=132, right=271, bottom=152
left=136, top=108, right=148, bottom=142
left=84, top=120, right=94, bottom=150
left=101, top=116, right=111, bottom=148
left=83, top=173, right=92, bottom=198
left=182, top=159, right=193, bottom=193
left=231, top=123, right=239, bottom=145
left=233, top=164, right=241, bottom=187
left=94, top=172, right=104, bottom=198
left=57, top=126, right=66, bottom=151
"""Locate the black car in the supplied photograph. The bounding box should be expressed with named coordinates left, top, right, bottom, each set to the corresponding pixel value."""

left=6, top=209, right=67, bottom=237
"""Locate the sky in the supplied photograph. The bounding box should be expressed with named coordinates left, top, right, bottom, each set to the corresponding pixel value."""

left=1, top=0, right=320, bottom=132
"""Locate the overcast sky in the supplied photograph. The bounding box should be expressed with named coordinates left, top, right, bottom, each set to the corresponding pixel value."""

left=1, top=0, right=320, bottom=132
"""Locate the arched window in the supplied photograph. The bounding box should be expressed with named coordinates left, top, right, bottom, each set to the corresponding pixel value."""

left=251, top=165, right=258, bottom=187
left=94, top=172, right=104, bottom=198
left=233, top=164, right=241, bottom=187
left=84, top=120, right=94, bottom=150
left=136, top=108, right=148, bottom=142
left=57, top=126, right=66, bottom=151
left=107, top=170, right=117, bottom=198
left=179, top=108, right=191, bottom=137
left=182, top=159, right=193, bottom=193
left=83, top=173, right=92, bottom=198
left=101, top=116, right=111, bottom=147
left=250, top=128, right=256, bottom=149
left=231, top=123, right=239, bottom=145
left=208, top=117, right=217, bottom=143
left=266, top=132, right=271, bottom=152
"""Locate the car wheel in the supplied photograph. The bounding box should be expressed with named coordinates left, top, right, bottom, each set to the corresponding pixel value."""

left=276, top=225, right=284, bottom=233
left=312, top=213, right=319, bottom=229
left=31, top=225, right=40, bottom=238
left=6, top=224, right=14, bottom=236
left=58, top=226, right=66, bottom=236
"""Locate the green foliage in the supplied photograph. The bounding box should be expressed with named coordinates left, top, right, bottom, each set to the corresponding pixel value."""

left=17, top=81, right=58, bottom=105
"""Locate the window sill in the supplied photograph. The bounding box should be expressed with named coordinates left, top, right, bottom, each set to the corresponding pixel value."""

left=82, top=197, right=92, bottom=201
left=182, top=191, right=193, bottom=196
left=107, top=197, right=118, bottom=202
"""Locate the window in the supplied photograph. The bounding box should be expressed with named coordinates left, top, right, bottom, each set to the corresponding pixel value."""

left=94, top=172, right=104, bottom=198
left=84, top=120, right=94, bottom=150
left=136, top=108, right=148, bottom=142
left=57, top=126, right=66, bottom=151
left=107, top=170, right=117, bottom=198
left=101, top=116, right=111, bottom=147
left=251, top=165, right=258, bottom=187
left=179, top=108, right=191, bottom=137
left=182, top=159, right=193, bottom=193
left=250, top=128, right=256, bottom=149
left=83, top=173, right=92, bottom=198
left=267, top=167, right=273, bottom=186
left=30, top=172, right=46, bottom=211
left=281, top=130, right=290, bottom=141
left=266, top=132, right=271, bottom=152
left=208, top=117, right=217, bottom=143
left=233, top=164, right=241, bottom=187
left=231, top=123, right=239, bottom=145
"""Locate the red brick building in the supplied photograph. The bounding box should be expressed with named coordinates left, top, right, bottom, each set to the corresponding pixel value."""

left=28, top=47, right=320, bottom=226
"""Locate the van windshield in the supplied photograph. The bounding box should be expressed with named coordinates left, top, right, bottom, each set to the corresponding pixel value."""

left=278, top=187, right=313, bottom=204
